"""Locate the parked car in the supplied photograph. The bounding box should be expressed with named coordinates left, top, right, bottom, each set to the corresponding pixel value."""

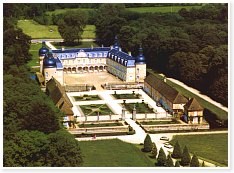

left=164, top=143, right=173, bottom=149
left=160, top=136, right=169, bottom=141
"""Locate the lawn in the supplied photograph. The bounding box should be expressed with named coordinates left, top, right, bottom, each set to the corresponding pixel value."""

left=78, top=122, right=123, bottom=128
left=112, top=93, right=141, bottom=99
left=79, top=104, right=114, bottom=116
left=147, top=69, right=228, bottom=121
left=45, top=6, right=202, bottom=15
left=17, top=20, right=96, bottom=39
left=79, top=139, right=155, bottom=167
left=140, top=120, right=179, bottom=125
left=17, top=20, right=61, bottom=39
left=74, top=95, right=101, bottom=101
left=52, top=40, right=98, bottom=49
left=123, top=102, right=154, bottom=114
left=170, top=133, right=228, bottom=166
left=28, top=43, right=42, bottom=67
left=127, top=5, right=202, bottom=13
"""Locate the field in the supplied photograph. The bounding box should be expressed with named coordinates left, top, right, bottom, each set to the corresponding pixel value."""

left=170, top=133, right=228, bottom=166
left=127, top=5, right=202, bottom=13
left=45, top=6, right=202, bottom=16
left=17, top=20, right=96, bottom=39
left=147, top=69, right=228, bottom=121
left=28, top=43, right=42, bottom=67
left=79, top=139, right=155, bottom=167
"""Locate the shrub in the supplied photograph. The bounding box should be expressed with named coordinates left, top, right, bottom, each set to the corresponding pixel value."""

left=156, top=148, right=166, bottom=166
left=180, top=146, right=191, bottom=166
left=175, top=160, right=180, bottom=167
left=143, top=134, right=153, bottom=152
left=190, top=154, right=200, bottom=167
left=171, top=141, right=182, bottom=159
left=151, top=142, right=158, bottom=158
left=165, top=155, right=174, bottom=167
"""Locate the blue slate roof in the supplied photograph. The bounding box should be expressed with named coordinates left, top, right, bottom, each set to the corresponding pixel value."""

left=52, top=47, right=110, bottom=60
left=108, top=48, right=135, bottom=67
left=55, top=58, right=63, bottom=70
left=135, top=46, right=146, bottom=64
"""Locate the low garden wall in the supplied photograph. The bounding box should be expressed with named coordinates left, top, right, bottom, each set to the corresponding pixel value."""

left=142, top=123, right=210, bottom=132
left=69, top=125, right=129, bottom=134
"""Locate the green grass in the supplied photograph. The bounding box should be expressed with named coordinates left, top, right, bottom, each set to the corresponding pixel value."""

left=79, top=104, right=114, bottom=116
left=79, top=139, right=155, bottom=167
left=78, top=122, right=123, bottom=128
left=123, top=103, right=154, bottom=114
left=140, top=120, right=179, bottom=125
left=127, top=5, right=202, bottom=13
left=74, top=95, right=101, bottom=101
left=17, top=20, right=61, bottom=39
left=52, top=41, right=98, bottom=49
left=28, top=43, right=42, bottom=67
left=17, top=20, right=96, bottom=39
left=147, top=69, right=228, bottom=121
left=112, top=93, right=141, bottom=99
left=170, top=133, right=228, bottom=166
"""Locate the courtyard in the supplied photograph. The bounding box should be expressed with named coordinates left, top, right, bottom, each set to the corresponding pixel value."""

left=64, top=71, right=124, bottom=90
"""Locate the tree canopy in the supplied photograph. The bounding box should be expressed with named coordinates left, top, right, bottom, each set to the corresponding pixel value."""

left=3, top=15, right=83, bottom=167
left=58, top=11, right=88, bottom=44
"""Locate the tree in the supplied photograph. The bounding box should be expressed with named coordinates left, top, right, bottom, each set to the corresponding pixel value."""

left=156, top=147, right=166, bottom=166
left=58, top=11, right=87, bottom=44
left=175, top=160, right=180, bottom=167
left=165, top=154, right=174, bottom=167
left=180, top=146, right=191, bottom=166
left=171, top=141, right=182, bottom=159
left=143, top=134, right=153, bottom=152
left=3, top=130, right=49, bottom=167
left=190, top=154, right=200, bottom=167
left=151, top=142, right=158, bottom=158
left=95, top=4, right=127, bottom=46
left=46, top=130, right=83, bottom=167
left=201, top=161, right=205, bottom=167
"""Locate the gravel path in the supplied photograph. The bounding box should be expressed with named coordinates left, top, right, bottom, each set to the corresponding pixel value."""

left=166, top=77, right=228, bottom=112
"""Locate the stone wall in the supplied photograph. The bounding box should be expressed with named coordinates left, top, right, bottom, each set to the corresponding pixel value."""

left=69, top=125, right=129, bottom=134
left=142, top=123, right=210, bottom=132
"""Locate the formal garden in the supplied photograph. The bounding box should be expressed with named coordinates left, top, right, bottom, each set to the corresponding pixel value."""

left=112, top=91, right=141, bottom=99
left=73, top=94, right=101, bottom=101
left=78, top=122, right=123, bottom=128
left=122, top=102, right=154, bottom=114
left=79, top=104, right=114, bottom=116
left=139, top=119, right=180, bottom=125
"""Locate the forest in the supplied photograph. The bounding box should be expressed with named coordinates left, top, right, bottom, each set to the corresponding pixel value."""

left=3, top=8, right=83, bottom=166
left=5, top=3, right=227, bottom=107
left=3, top=3, right=228, bottom=166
